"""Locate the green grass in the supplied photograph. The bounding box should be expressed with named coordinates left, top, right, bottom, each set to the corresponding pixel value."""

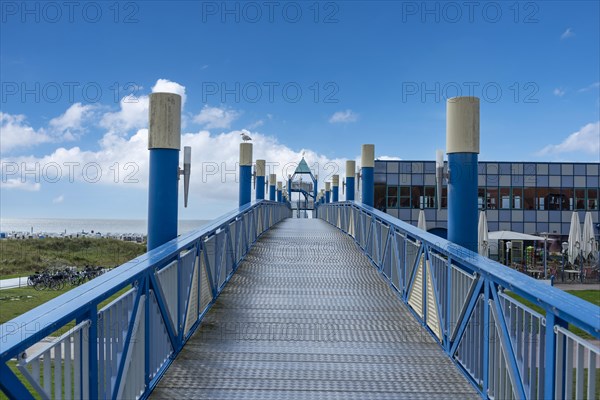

left=0, top=286, right=72, bottom=324
left=0, top=237, right=146, bottom=277
left=0, top=273, right=26, bottom=279
left=0, top=285, right=132, bottom=325
left=506, top=290, right=600, bottom=340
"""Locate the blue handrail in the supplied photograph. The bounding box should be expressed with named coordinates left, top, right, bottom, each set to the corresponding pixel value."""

left=318, top=201, right=599, bottom=400
left=0, top=200, right=291, bottom=400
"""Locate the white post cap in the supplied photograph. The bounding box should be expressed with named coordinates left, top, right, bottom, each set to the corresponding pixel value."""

left=149, top=93, right=181, bottom=150
left=446, top=96, right=480, bottom=154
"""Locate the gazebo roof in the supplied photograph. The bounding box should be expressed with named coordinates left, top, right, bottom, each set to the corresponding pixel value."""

left=294, top=158, right=312, bottom=174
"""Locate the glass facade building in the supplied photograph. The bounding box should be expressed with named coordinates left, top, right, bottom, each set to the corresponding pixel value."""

left=373, top=160, right=600, bottom=238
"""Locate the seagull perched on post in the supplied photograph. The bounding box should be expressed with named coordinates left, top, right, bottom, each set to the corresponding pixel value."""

left=240, top=131, right=252, bottom=142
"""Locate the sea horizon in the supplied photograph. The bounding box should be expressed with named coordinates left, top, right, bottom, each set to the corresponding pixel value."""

left=0, top=217, right=212, bottom=236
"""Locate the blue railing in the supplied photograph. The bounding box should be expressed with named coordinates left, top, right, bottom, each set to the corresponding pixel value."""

left=0, top=200, right=291, bottom=400
left=318, top=201, right=600, bottom=400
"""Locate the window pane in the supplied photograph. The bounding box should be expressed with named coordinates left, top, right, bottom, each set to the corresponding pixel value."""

left=524, top=187, right=535, bottom=210
left=375, top=184, right=386, bottom=210
left=575, top=189, right=586, bottom=210
left=499, top=187, right=510, bottom=209
left=423, top=186, right=435, bottom=208
left=512, top=187, right=522, bottom=209
left=588, top=189, right=598, bottom=210
left=561, top=188, right=573, bottom=211
left=542, top=188, right=564, bottom=210
left=478, top=188, right=485, bottom=210
left=399, top=186, right=411, bottom=208
left=441, top=187, right=448, bottom=209
left=411, top=186, right=423, bottom=209
left=487, top=188, right=498, bottom=209
left=387, top=185, right=398, bottom=208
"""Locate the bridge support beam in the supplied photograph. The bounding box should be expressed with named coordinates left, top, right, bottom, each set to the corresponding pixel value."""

left=255, top=159, right=265, bottom=200
left=332, top=175, right=339, bottom=202
left=361, top=144, right=374, bottom=207
left=325, top=182, right=331, bottom=203
left=269, top=174, right=276, bottom=201
left=277, top=181, right=283, bottom=202
left=147, top=93, right=181, bottom=251
left=239, top=143, right=253, bottom=207
left=345, top=160, right=355, bottom=201
left=447, top=96, right=479, bottom=252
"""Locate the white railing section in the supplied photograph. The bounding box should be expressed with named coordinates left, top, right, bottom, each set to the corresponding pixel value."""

left=17, top=321, right=90, bottom=400
left=97, top=287, right=137, bottom=399
left=555, top=326, right=599, bottom=400
left=499, top=292, right=546, bottom=399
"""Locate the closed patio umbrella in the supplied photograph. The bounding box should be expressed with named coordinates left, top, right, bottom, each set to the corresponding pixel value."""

left=478, top=211, right=489, bottom=257
left=567, top=212, right=581, bottom=267
left=582, top=212, right=597, bottom=260
left=417, top=209, right=427, bottom=231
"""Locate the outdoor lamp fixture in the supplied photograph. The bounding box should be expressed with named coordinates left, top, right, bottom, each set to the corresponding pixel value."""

left=435, top=149, right=448, bottom=211
left=178, top=146, right=192, bottom=207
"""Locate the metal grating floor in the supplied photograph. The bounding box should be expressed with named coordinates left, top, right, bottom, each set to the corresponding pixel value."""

left=151, top=218, right=479, bottom=399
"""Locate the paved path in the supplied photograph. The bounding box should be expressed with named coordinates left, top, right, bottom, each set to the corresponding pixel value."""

left=0, top=277, right=28, bottom=290
left=151, top=219, right=478, bottom=399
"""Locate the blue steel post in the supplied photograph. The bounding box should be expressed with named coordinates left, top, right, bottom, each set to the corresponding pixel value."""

left=325, top=182, right=331, bottom=203
left=332, top=175, right=339, bottom=202
left=346, top=160, right=355, bottom=201
left=288, top=177, right=292, bottom=200
left=239, top=143, right=252, bottom=206
left=256, top=159, right=265, bottom=200
left=148, top=93, right=181, bottom=251
left=269, top=174, right=276, bottom=201
left=361, top=144, right=375, bottom=207
left=277, top=181, right=283, bottom=202
left=446, top=96, right=479, bottom=252
left=313, top=174, right=318, bottom=203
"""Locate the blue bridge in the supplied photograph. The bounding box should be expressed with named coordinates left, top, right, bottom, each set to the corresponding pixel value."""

left=1, top=94, right=599, bottom=400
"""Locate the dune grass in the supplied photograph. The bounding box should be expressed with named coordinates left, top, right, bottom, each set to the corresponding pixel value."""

left=0, top=238, right=145, bottom=277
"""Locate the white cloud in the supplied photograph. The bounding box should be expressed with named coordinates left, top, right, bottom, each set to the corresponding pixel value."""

left=247, top=120, right=264, bottom=129
left=1, top=79, right=361, bottom=217
left=578, top=82, right=600, bottom=92
left=553, top=88, right=565, bottom=97
left=53, top=195, right=64, bottom=204
left=152, top=79, right=187, bottom=107
left=378, top=155, right=402, bottom=161
left=99, top=95, right=149, bottom=134
left=193, top=105, right=240, bottom=129
left=561, top=28, right=574, bottom=40
left=537, top=121, right=600, bottom=157
left=49, top=103, right=96, bottom=141
left=100, top=79, right=187, bottom=135
left=0, top=113, right=51, bottom=153
left=329, top=110, right=358, bottom=123
left=2, top=178, right=41, bottom=191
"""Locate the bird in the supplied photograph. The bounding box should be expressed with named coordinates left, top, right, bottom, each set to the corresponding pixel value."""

left=240, top=131, right=252, bottom=142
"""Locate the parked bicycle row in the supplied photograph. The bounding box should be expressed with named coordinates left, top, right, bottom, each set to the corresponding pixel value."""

left=27, top=266, right=106, bottom=291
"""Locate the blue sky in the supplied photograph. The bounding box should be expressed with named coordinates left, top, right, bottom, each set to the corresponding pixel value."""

left=1, top=1, right=599, bottom=220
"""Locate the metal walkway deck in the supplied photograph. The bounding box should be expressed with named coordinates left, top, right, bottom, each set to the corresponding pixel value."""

left=151, top=218, right=478, bottom=399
